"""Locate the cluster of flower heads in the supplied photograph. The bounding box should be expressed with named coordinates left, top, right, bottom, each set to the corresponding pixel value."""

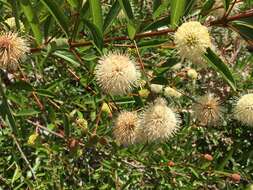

left=113, top=98, right=180, bottom=146
left=93, top=20, right=253, bottom=146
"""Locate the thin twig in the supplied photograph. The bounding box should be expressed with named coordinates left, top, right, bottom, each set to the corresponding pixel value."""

left=11, top=134, right=37, bottom=180
left=26, top=119, right=86, bottom=147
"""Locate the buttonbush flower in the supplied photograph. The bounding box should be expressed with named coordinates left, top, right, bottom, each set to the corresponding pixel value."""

left=174, top=21, right=211, bottom=64
left=95, top=52, right=141, bottom=95
left=139, top=98, right=180, bottom=142
left=234, top=93, right=253, bottom=126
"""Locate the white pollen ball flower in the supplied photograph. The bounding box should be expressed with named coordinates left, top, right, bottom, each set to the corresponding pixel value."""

left=174, top=21, right=211, bottom=64
left=95, top=52, right=141, bottom=96
left=139, top=98, right=180, bottom=142
left=234, top=93, right=253, bottom=126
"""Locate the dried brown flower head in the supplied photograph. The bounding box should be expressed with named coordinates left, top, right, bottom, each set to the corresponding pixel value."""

left=0, top=32, right=29, bottom=71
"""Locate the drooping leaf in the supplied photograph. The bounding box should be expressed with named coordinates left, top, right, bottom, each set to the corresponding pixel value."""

left=20, top=0, right=42, bottom=44
left=103, top=0, right=121, bottom=33
left=41, top=0, right=69, bottom=36
left=142, top=16, right=170, bottom=32
left=83, top=19, right=104, bottom=51
left=204, top=48, right=236, bottom=91
left=231, top=19, right=253, bottom=40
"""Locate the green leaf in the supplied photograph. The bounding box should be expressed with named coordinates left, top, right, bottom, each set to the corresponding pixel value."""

left=14, top=109, right=40, bottom=117
left=204, top=48, right=236, bottom=91
left=41, top=0, right=69, bottom=36
left=0, top=81, right=18, bottom=135
left=20, top=0, right=42, bottom=44
left=200, top=0, right=215, bottom=15
left=222, top=0, right=231, bottom=10
left=153, top=0, right=162, bottom=13
left=127, top=21, right=136, bottom=40
left=231, top=20, right=253, bottom=40
left=152, top=0, right=170, bottom=19
left=170, top=0, right=186, bottom=27
left=184, top=0, right=197, bottom=16
left=66, top=0, right=79, bottom=9
left=103, top=0, right=121, bottom=32
left=83, top=19, right=104, bottom=51
left=150, top=76, right=168, bottom=85
left=53, top=51, right=80, bottom=67
left=36, top=89, right=55, bottom=98
left=89, top=0, right=103, bottom=32
left=63, top=114, right=70, bottom=138
left=138, top=39, right=167, bottom=48
left=118, top=0, right=134, bottom=21
left=142, top=16, right=170, bottom=32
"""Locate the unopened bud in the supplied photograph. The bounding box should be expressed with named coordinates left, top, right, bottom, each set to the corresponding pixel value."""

left=27, top=133, right=39, bottom=145
left=138, top=89, right=150, bottom=98
left=230, top=173, right=240, bottom=182
left=187, top=69, right=198, bottom=79
left=203, top=154, right=213, bottom=161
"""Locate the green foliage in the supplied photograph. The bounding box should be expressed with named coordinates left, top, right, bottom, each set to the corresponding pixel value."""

left=0, top=0, right=253, bottom=189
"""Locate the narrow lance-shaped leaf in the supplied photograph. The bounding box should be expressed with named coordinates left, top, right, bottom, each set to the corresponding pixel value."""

left=118, top=0, right=134, bottom=20
left=41, top=0, right=69, bottom=36
left=184, top=0, right=197, bottom=16
left=204, top=48, right=236, bottom=91
left=200, top=0, right=215, bottom=16
left=222, top=0, right=231, bottom=10
left=89, top=0, right=103, bottom=33
left=20, top=0, right=42, bottom=44
left=0, top=81, right=18, bottom=135
left=231, top=19, right=253, bottom=40
left=103, top=0, right=121, bottom=32
left=83, top=19, right=104, bottom=51
left=118, top=0, right=137, bottom=39
left=170, top=0, right=186, bottom=28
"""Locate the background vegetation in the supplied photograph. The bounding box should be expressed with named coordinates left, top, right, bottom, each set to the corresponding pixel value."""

left=0, top=0, right=253, bottom=189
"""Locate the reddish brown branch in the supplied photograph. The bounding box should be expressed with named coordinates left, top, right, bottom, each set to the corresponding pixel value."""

left=30, top=10, right=253, bottom=53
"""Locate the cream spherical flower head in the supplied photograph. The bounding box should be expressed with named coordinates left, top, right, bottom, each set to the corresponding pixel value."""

left=0, top=32, right=29, bottom=71
left=192, top=94, right=222, bottom=126
left=234, top=93, right=253, bottom=126
left=95, top=52, right=141, bottom=95
left=113, top=111, right=139, bottom=146
left=174, top=21, right=211, bottom=64
left=139, top=98, right=180, bottom=142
